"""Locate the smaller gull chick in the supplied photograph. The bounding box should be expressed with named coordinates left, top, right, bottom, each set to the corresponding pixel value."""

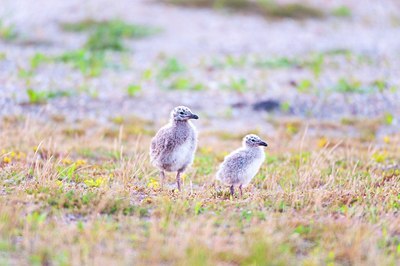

left=216, top=134, right=268, bottom=197
left=150, top=106, right=199, bottom=191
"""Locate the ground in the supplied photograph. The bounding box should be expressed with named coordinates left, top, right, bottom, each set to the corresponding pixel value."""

left=0, top=0, right=399, bottom=265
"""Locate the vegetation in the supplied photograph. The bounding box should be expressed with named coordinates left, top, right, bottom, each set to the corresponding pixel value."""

left=0, top=117, right=399, bottom=265
left=0, top=19, right=18, bottom=41
left=0, top=3, right=399, bottom=264
left=61, top=19, right=160, bottom=51
left=26, top=89, right=71, bottom=104
left=56, top=49, right=107, bottom=77
left=162, top=0, right=326, bottom=19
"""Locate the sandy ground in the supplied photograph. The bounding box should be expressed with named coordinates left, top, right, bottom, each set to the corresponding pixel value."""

left=0, top=0, right=399, bottom=134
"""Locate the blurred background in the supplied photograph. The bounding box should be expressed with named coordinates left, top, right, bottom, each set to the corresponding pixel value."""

left=0, top=0, right=399, bottom=140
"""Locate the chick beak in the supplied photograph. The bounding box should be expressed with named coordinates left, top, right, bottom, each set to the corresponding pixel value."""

left=189, top=113, right=199, bottom=119
left=259, top=141, right=268, bottom=147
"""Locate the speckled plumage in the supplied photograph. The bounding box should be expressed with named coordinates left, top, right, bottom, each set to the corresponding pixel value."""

left=150, top=106, right=199, bottom=190
left=216, top=134, right=268, bottom=196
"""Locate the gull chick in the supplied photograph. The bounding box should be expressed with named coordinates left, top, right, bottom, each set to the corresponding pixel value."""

left=216, top=134, right=268, bottom=197
left=150, top=106, right=199, bottom=191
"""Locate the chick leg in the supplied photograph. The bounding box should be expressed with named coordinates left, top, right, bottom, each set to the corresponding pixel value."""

left=160, top=171, right=165, bottom=189
left=230, top=185, right=234, bottom=196
left=239, top=184, right=243, bottom=198
left=176, top=171, right=182, bottom=191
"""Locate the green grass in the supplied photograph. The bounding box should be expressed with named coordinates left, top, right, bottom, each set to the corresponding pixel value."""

left=0, top=19, right=18, bottom=41
left=30, top=53, right=51, bottom=70
left=157, top=57, right=186, bottom=79
left=331, top=78, right=369, bottom=94
left=296, top=79, right=314, bottom=93
left=168, top=77, right=205, bottom=91
left=332, top=6, right=352, bottom=18
left=26, top=89, right=71, bottom=104
left=163, top=0, right=325, bottom=19
left=226, top=77, right=248, bottom=92
left=61, top=19, right=160, bottom=51
left=56, top=49, right=107, bottom=77
left=254, top=56, right=299, bottom=68
left=126, top=84, right=142, bottom=96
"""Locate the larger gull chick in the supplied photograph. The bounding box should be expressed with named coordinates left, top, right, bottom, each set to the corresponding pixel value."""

left=150, top=106, right=199, bottom=191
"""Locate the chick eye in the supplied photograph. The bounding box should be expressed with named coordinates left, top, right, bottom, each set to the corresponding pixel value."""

left=179, top=111, right=185, bottom=115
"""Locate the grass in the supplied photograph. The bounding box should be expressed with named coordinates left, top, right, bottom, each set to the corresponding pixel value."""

left=330, top=78, right=390, bottom=94
left=226, top=77, right=248, bottom=92
left=61, top=19, right=160, bottom=51
left=126, top=84, right=142, bottom=97
left=0, top=117, right=399, bottom=265
left=332, top=6, right=352, bottom=18
left=26, top=89, right=71, bottom=104
left=56, top=49, right=107, bottom=77
left=168, top=77, right=205, bottom=91
left=157, top=57, right=186, bottom=79
left=162, top=0, right=325, bottom=20
left=0, top=19, right=18, bottom=41
left=1, top=12, right=399, bottom=263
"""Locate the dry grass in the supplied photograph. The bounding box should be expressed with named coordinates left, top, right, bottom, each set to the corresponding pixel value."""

left=0, top=116, right=399, bottom=265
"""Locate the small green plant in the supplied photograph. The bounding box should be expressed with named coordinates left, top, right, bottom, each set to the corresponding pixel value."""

left=30, top=53, right=51, bottom=70
left=332, top=6, right=352, bottom=17
left=280, top=102, right=291, bottom=112
left=293, top=224, right=312, bottom=235
left=61, top=19, right=160, bottom=51
left=372, top=80, right=387, bottom=92
left=383, top=113, right=394, bottom=125
left=227, top=78, right=248, bottom=92
left=84, top=178, right=105, bottom=188
left=224, top=55, right=247, bottom=68
left=158, top=58, right=185, bottom=79
left=57, top=49, right=106, bottom=76
left=142, top=69, right=153, bottom=80
left=85, top=27, right=125, bottom=51
left=194, top=202, right=204, bottom=215
left=296, top=79, right=313, bottom=93
left=255, top=57, right=298, bottom=69
left=332, top=78, right=363, bottom=93
left=0, top=19, right=18, bottom=41
left=308, top=53, right=324, bottom=77
left=26, top=212, right=47, bottom=230
left=62, top=19, right=158, bottom=38
left=57, top=164, right=77, bottom=181
left=18, top=68, right=34, bottom=79
left=127, top=84, right=142, bottom=96
left=168, top=77, right=204, bottom=91
left=26, top=89, right=71, bottom=104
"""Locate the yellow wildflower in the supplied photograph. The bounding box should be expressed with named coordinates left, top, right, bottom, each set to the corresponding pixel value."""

left=372, top=151, right=387, bottom=163
left=75, top=160, right=86, bottom=167
left=383, top=136, right=390, bottom=144
left=317, top=137, right=328, bottom=148
left=3, top=157, right=11, bottom=164
left=147, top=178, right=160, bottom=189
